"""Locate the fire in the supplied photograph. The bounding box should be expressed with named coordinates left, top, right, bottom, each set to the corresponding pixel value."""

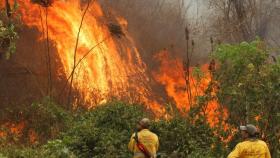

left=8, top=0, right=163, bottom=112
left=153, top=50, right=211, bottom=109
left=0, top=122, right=25, bottom=138
left=0, top=121, right=38, bottom=143
left=152, top=50, right=226, bottom=126
left=1, top=0, right=225, bottom=120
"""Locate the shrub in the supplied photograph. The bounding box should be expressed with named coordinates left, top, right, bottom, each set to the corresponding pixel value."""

left=0, top=101, right=226, bottom=157
left=211, top=40, right=280, bottom=156
left=61, top=101, right=147, bottom=158
left=0, top=98, right=72, bottom=144
left=151, top=116, right=218, bottom=157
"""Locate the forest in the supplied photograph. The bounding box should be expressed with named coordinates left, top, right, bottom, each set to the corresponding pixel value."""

left=0, top=0, right=279, bottom=158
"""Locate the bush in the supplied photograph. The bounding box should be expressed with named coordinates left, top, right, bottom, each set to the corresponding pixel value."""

left=0, top=98, right=72, bottom=144
left=211, top=40, right=280, bottom=157
left=61, top=101, right=147, bottom=158
left=0, top=101, right=227, bottom=157
left=0, top=140, right=76, bottom=158
left=61, top=102, right=223, bottom=157
left=152, top=116, right=219, bottom=158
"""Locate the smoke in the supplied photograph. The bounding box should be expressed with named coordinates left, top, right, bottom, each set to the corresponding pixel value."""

left=97, top=0, right=280, bottom=107
left=100, top=0, right=212, bottom=66
left=100, top=0, right=280, bottom=65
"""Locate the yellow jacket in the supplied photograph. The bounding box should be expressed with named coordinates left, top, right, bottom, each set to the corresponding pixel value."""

left=128, top=129, right=159, bottom=158
left=228, top=139, right=271, bottom=158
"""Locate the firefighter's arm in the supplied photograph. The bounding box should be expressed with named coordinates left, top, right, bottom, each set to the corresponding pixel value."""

left=265, top=145, right=271, bottom=158
left=128, top=133, right=136, bottom=152
left=227, top=144, right=241, bottom=158
left=155, top=136, right=159, bottom=151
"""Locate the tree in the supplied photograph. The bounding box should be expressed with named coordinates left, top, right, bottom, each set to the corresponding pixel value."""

left=210, top=0, right=280, bottom=43
left=212, top=40, right=280, bottom=156
left=0, top=0, right=19, bottom=59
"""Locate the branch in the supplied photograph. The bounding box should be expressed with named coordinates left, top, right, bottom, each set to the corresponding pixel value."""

left=66, top=0, right=93, bottom=108
left=58, top=36, right=111, bottom=99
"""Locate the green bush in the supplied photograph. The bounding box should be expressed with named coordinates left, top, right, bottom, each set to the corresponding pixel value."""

left=0, top=101, right=228, bottom=157
left=0, top=140, right=76, bottom=158
left=41, top=139, right=76, bottom=158
left=151, top=117, right=217, bottom=157
left=60, top=102, right=223, bottom=157
left=212, top=40, right=280, bottom=157
left=61, top=101, right=147, bottom=158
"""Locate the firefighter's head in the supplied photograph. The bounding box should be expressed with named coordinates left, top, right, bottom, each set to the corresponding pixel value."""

left=137, top=118, right=151, bottom=131
left=240, top=124, right=258, bottom=139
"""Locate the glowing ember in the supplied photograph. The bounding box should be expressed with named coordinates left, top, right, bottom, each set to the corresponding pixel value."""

left=0, top=122, right=25, bottom=138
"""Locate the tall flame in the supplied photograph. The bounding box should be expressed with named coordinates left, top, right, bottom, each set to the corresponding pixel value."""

left=1, top=0, right=223, bottom=117
left=152, top=50, right=226, bottom=126
left=0, top=0, right=229, bottom=143
left=12, top=0, right=163, bottom=111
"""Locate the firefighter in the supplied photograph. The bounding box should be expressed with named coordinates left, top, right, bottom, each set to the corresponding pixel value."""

left=128, top=118, right=159, bottom=158
left=228, top=124, right=271, bottom=158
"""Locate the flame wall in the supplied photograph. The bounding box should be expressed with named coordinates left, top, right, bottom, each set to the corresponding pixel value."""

left=0, top=0, right=224, bottom=117
left=3, top=0, right=165, bottom=112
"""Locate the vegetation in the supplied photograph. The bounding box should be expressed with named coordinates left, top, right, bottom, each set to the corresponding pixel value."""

left=0, top=101, right=219, bottom=158
left=0, top=0, right=279, bottom=157
left=0, top=40, right=279, bottom=157
left=192, top=39, right=280, bottom=157
left=213, top=40, right=280, bottom=156
left=0, top=0, right=19, bottom=59
left=0, top=20, right=18, bottom=59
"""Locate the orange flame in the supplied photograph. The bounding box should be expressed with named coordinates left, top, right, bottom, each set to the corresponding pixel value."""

left=0, top=0, right=229, bottom=143
left=0, top=0, right=226, bottom=121
left=9, top=0, right=163, bottom=112
left=152, top=50, right=226, bottom=126
left=0, top=122, right=25, bottom=138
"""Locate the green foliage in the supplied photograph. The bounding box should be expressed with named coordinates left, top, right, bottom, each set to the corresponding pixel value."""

left=1, top=101, right=226, bottom=157
left=0, top=98, right=71, bottom=144
left=151, top=116, right=217, bottom=157
left=25, top=98, right=72, bottom=142
left=60, top=102, right=223, bottom=157
left=61, top=102, right=147, bottom=158
left=212, top=40, right=280, bottom=157
left=41, top=139, right=76, bottom=158
left=0, top=147, right=41, bottom=158
left=0, top=153, right=7, bottom=158
left=192, top=66, right=205, bottom=82
left=0, top=140, right=76, bottom=158
left=0, top=20, right=18, bottom=59
left=0, top=0, right=20, bottom=60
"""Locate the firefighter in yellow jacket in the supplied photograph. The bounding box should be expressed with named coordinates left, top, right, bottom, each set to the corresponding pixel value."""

left=128, top=118, right=159, bottom=158
left=228, top=124, right=271, bottom=158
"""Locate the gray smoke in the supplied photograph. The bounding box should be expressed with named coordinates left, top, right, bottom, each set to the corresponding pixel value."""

left=99, top=0, right=280, bottom=65
left=100, top=0, right=212, bottom=64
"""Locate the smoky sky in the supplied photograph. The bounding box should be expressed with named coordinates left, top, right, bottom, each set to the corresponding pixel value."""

left=99, top=0, right=215, bottom=67
left=99, top=0, right=280, bottom=65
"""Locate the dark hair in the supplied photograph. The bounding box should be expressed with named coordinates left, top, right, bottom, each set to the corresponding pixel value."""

left=142, top=124, right=150, bottom=129
left=248, top=132, right=259, bottom=138
left=139, top=122, right=149, bottom=129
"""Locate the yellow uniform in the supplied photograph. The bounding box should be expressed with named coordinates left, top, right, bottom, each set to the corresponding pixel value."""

left=128, top=129, right=159, bottom=158
left=228, top=139, right=271, bottom=158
